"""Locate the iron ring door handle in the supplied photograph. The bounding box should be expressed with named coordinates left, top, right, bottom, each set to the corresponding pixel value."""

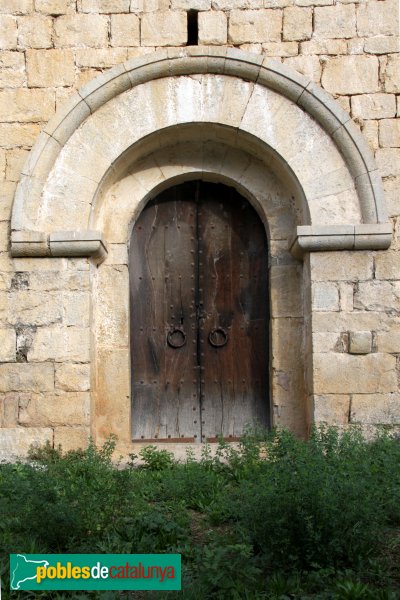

left=167, top=328, right=187, bottom=348
left=208, top=328, right=228, bottom=348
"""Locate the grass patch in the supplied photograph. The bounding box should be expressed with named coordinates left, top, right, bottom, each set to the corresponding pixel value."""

left=1, top=427, right=399, bottom=599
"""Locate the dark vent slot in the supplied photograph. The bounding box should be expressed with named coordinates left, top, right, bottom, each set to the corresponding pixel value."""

left=187, top=10, right=199, bottom=46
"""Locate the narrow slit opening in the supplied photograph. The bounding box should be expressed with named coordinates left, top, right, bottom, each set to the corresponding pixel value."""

left=187, top=10, right=199, bottom=46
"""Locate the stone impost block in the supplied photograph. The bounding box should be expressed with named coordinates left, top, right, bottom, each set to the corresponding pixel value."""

left=0, top=427, right=53, bottom=462
left=0, top=329, right=16, bottom=362
left=18, top=392, right=90, bottom=427
left=357, top=0, right=399, bottom=37
left=314, top=353, right=397, bottom=394
left=53, top=426, right=90, bottom=452
left=351, top=93, right=396, bottom=120
left=28, top=327, right=90, bottom=363
left=0, top=88, right=54, bottom=123
left=49, top=231, right=108, bottom=263
left=0, top=363, right=54, bottom=393
left=379, top=119, right=400, bottom=147
left=0, top=16, right=17, bottom=50
left=313, top=394, right=350, bottom=425
left=283, top=7, right=312, bottom=41
left=228, top=10, right=282, bottom=44
left=198, top=11, right=227, bottom=45
left=315, top=4, right=356, bottom=39
left=55, top=363, right=90, bottom=392
left=110, top=14, right=140, bottom=47
left=17, top=15, right=52, bottom=49
left=26, top=49, right=75, bottom=87
left=141, top=12, right=187, bottom=47
left=351, top=394, right=400, bottom=425
left=383, top=55, right=400, bottom=94
left=348, top=331, right=372, bottom=354
left=321, top=55, right=379, bottom=95
left=54, top=15, right=109, bottom=48
left=11, top=231, right=50, bottom=257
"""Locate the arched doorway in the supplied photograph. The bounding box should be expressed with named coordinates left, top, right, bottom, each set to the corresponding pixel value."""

left=129, top=181, right=270, bottom=442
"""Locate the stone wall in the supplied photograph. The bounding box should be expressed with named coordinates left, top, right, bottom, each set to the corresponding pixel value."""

left=0, top=0, right=399, bottom=458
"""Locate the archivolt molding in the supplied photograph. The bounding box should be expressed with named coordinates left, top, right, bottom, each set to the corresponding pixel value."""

left=11, top=47, right=391, bottom=260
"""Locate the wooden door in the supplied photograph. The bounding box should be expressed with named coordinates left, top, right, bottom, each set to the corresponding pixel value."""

left=129, top=181, right=270, bottom=442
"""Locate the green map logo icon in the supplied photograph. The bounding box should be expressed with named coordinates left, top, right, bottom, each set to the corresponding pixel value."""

left=11, top=555, right=49, bottom=590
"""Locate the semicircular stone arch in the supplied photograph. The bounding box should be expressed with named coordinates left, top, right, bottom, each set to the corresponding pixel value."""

left=11, top=47, right=391, bottom=260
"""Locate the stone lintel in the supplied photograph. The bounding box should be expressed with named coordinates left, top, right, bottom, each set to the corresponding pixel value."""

left=289, top=224, right=392, bottom=259
left=11, top=230, right=108, bottom=263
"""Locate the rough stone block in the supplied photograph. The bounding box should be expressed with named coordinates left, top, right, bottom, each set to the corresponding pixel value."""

left=360, top=119, right=378, bottom=151
left=314, top=353, right=397, bottom=394
left=0, top=16, right=17, bottom=50
left=173, top=0, right=210, bottom=7
left=228, top=9, right=282, bottom=44
left=283, top=7, right=312, bottom=41
left=383, top=55, right=400, bottom=93
left=53, top=426, right=89, bottom=452
left=141, top=11, right=187, bottom=46
left=351, top=394, right=400, bottom=424
left=0, top=181, right=16, bottom=222
left=75, top=48, right=128, bottom=68
left=379, top=118, right=400, bottom=147
left=270, top=265, right=303, bottom=317
left=314, top=4, right=356, bottom=39
left=312, top=332, right=347, bottom=353
left=312, top=282, right=339, bottom=311
left=313, top=394, right=350, bottom=425
left=300, top=39, right=347, bottom=55
left=54, top=15, right=109, bottom=48
left=375, top=251, right=400, bottom=280
left=110, top=14, right=140, bottom=47
left=80, top=0, right=130, bottom=11
left=198, top=11, right=227, bottom=45
left=295, top=0, right=332, bottom=5
left=55, top=363, right=91, bottom=391
left=0, top=392, right=19, bottom=427
left=271, top=317, right=303, bottom=369
left=310, top=252, right=373, bottom=281
left=27, top=49, right=75, bottom=87
left=95, top=266, right=129, bottom=348
left=354, top=280, right=400, bottom=312
left=28, top=327, right=90, bottom=362
left=3, top=290, right=62, bottom=326
left=0, top=427, right=53, bottom=462
left=321, top=55, right=379, bottom=94
left=62, top=292, right=90, bottom=327
left=364, top=36, right=400, bottom=54
left=284, top=55, right=322, bottom=83
left=375, top=148, right=400, bottom=178
left=0, top=363, right=54, bottom=393
left=19, top=392, right=90, bottom=427
left=0, top=88, right=54, bottom=123
left=17, top=15, right=52, bottom=48
left=5, top=148, right=29, bottom=182
left=0, top=50, right=26, bottom=87
left=348, top=331, right=372, bottom=354
left=376, top=331, right=400, bottom=353
left=0, top=122, right=41, bottom=147
left=357, top=0, right=399, bottom=37
left=351, top=93, right=396, bottom=120
left=35, top=0, right=75, bottom=13
left=0, top=329, right=16, bottom=362
left=262, top=41, right=298, bottom=57
left=0, top=0, right=33, bottom=13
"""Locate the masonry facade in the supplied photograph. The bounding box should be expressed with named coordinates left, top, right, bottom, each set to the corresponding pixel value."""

left=0, top=0, right=399, bottom=460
